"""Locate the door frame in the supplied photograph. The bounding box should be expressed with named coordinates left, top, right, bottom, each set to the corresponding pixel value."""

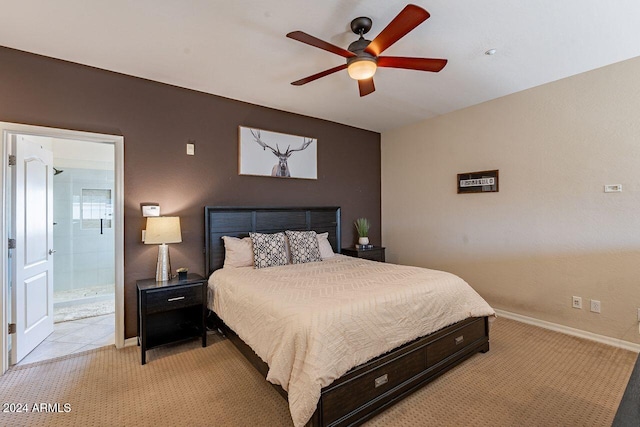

left=0, top=122, right=125, bottom=374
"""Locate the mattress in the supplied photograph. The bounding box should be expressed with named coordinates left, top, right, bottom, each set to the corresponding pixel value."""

left=208, top=254, right=495, bottom=426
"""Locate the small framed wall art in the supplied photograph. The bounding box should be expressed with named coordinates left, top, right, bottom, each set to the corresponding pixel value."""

left=238, top=126, right=317, bottom=179
left=457, top=170, right=499, bottom=194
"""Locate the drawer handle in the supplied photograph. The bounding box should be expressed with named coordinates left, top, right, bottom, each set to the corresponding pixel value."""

left=455, top=335, right=464, bottom=345
left=374, top=374, right=388, bottom=388
left=167, top=296, right=185, bottom=302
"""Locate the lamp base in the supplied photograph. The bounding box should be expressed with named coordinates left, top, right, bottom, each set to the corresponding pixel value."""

left=156, top=243, right=172, bottom=282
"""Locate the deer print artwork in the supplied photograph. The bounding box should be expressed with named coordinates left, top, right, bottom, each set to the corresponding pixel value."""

left=239, top=127, right=317, bottom=179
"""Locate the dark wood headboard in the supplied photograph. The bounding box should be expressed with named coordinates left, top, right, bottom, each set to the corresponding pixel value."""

left=204, top=206, right=341, bottom=276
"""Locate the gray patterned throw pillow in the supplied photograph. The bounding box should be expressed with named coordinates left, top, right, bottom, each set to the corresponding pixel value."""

left=249, top=232, right=289, bottom=269
left=285, top=230, right=322, bottom=264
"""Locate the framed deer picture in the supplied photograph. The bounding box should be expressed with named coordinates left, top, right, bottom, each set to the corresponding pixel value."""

left=238, top=126, right=317, bottom=179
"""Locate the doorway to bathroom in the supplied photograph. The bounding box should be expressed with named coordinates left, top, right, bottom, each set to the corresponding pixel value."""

left=17, top=135, right=114, bottom=365
left=0, top=122, right=125, bottom=373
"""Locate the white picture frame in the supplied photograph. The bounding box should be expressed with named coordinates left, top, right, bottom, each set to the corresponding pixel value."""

left=238, top=126, right=317, bottom=179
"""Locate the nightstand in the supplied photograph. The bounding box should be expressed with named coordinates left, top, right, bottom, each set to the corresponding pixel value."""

left=341, top=246, right=386, bottom=262
left=137, top=273, right=207, bottom=365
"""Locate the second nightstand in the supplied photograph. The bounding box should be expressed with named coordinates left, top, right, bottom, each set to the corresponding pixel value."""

left=137, top=273, right=207, bottom=365
left=341, top=246, right=386, bottom=262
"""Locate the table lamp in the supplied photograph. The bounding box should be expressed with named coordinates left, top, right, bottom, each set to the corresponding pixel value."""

left=144, top=216, right=182, bottom=281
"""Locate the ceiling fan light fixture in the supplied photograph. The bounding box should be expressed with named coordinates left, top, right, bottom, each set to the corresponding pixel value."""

left=287, top=5, right=445, bottom=96
left=347, top=57, right=377, bottom=80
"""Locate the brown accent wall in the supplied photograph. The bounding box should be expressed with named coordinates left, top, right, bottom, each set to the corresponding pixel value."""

left=0, top=46, right=381, bottom=338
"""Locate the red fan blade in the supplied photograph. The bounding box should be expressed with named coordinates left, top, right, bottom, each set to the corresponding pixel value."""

left=287, top=31, right=356, bottom=58
left=291, top=64, right=348, bottom=86
left=358, top=77, right=375, bottom=97
left=365, top=5, right=430, bottom=57
left=377, top=56, right=447, bottom=72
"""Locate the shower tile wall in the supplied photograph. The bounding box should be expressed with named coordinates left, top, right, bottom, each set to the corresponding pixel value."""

left=53, top=167, right=114, bottom=293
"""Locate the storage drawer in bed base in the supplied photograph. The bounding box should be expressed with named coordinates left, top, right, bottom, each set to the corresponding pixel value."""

left=316, top=317, right=489, bottom=427
left=209, top=313, right=490, bottom=427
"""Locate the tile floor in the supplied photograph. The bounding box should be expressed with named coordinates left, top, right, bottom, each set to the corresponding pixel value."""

left=17, top=314, right=115, bottom=366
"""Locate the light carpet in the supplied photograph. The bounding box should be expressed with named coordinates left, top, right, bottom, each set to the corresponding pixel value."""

left=0, top=318, right=635, bottom=426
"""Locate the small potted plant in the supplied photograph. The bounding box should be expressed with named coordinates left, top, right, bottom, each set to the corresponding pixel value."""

left=176, top=267, right=188, bottom=281
left=354, top=218, right=370, bottom=245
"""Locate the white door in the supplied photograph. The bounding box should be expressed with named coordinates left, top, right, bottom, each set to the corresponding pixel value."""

left=10, top=137, right=54, bottom=363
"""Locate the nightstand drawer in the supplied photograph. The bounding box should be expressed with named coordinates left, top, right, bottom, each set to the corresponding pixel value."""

left=146, top=284, right=203, bottom=314
left=342, top=246, right=385, bottom=262
left=356, top=249, right=385, bottom=262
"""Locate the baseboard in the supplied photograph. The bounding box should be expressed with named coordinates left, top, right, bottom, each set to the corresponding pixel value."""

left=495, top=309, right=640, bottom=353
left=123, top=337, right=138, bottom=347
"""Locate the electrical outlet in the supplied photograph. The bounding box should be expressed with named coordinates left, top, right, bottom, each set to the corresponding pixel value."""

left=590, top=299, right=601, bottom=313
left=572, top=296, right=582, bottom=309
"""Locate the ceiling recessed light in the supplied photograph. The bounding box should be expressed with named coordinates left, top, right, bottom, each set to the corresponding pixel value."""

left=485, top=49, right=497, bottom=56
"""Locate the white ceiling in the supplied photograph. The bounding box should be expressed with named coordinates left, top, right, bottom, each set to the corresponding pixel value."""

left=2, top=1, right=640, bottom=132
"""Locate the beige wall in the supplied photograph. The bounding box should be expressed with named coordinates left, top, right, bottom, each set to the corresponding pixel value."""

left=382, top=56, right=640, bottom=344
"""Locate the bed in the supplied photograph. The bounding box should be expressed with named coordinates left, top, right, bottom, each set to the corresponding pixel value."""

left=205, top=206, right=494, bottom=427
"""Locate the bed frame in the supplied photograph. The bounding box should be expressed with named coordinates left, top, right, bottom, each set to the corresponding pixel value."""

left=205, top=206, right=489, bottom=427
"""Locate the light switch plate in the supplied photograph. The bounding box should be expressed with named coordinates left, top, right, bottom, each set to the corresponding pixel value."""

left=142, top=205, right=160, bottom=217
left=186, top=143, right=195, bottom=155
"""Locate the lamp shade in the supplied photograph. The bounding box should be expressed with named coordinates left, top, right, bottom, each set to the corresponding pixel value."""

left=144, top=216, right=182, bottom=244
left=347, top=58, right=377, bottom=80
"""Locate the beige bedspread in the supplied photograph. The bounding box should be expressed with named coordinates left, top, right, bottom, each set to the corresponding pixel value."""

left=208, top=255, right=495, bottom=426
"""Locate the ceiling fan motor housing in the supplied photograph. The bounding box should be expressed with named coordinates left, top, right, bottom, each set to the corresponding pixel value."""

left=347, top=38, right=377, bottom=75
left=348, top=37, right=372, bottom=55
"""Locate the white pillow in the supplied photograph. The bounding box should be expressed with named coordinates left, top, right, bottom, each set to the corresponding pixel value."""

left=317, top=232, right=335, bottom=259
left=221, top=236, right=253, bottom=268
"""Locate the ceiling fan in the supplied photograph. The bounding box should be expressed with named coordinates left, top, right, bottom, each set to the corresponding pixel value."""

left=286, top=4, right=448, bottom=97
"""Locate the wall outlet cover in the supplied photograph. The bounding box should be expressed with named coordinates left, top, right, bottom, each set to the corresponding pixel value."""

left=572, top=296, right=582, bottom=309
